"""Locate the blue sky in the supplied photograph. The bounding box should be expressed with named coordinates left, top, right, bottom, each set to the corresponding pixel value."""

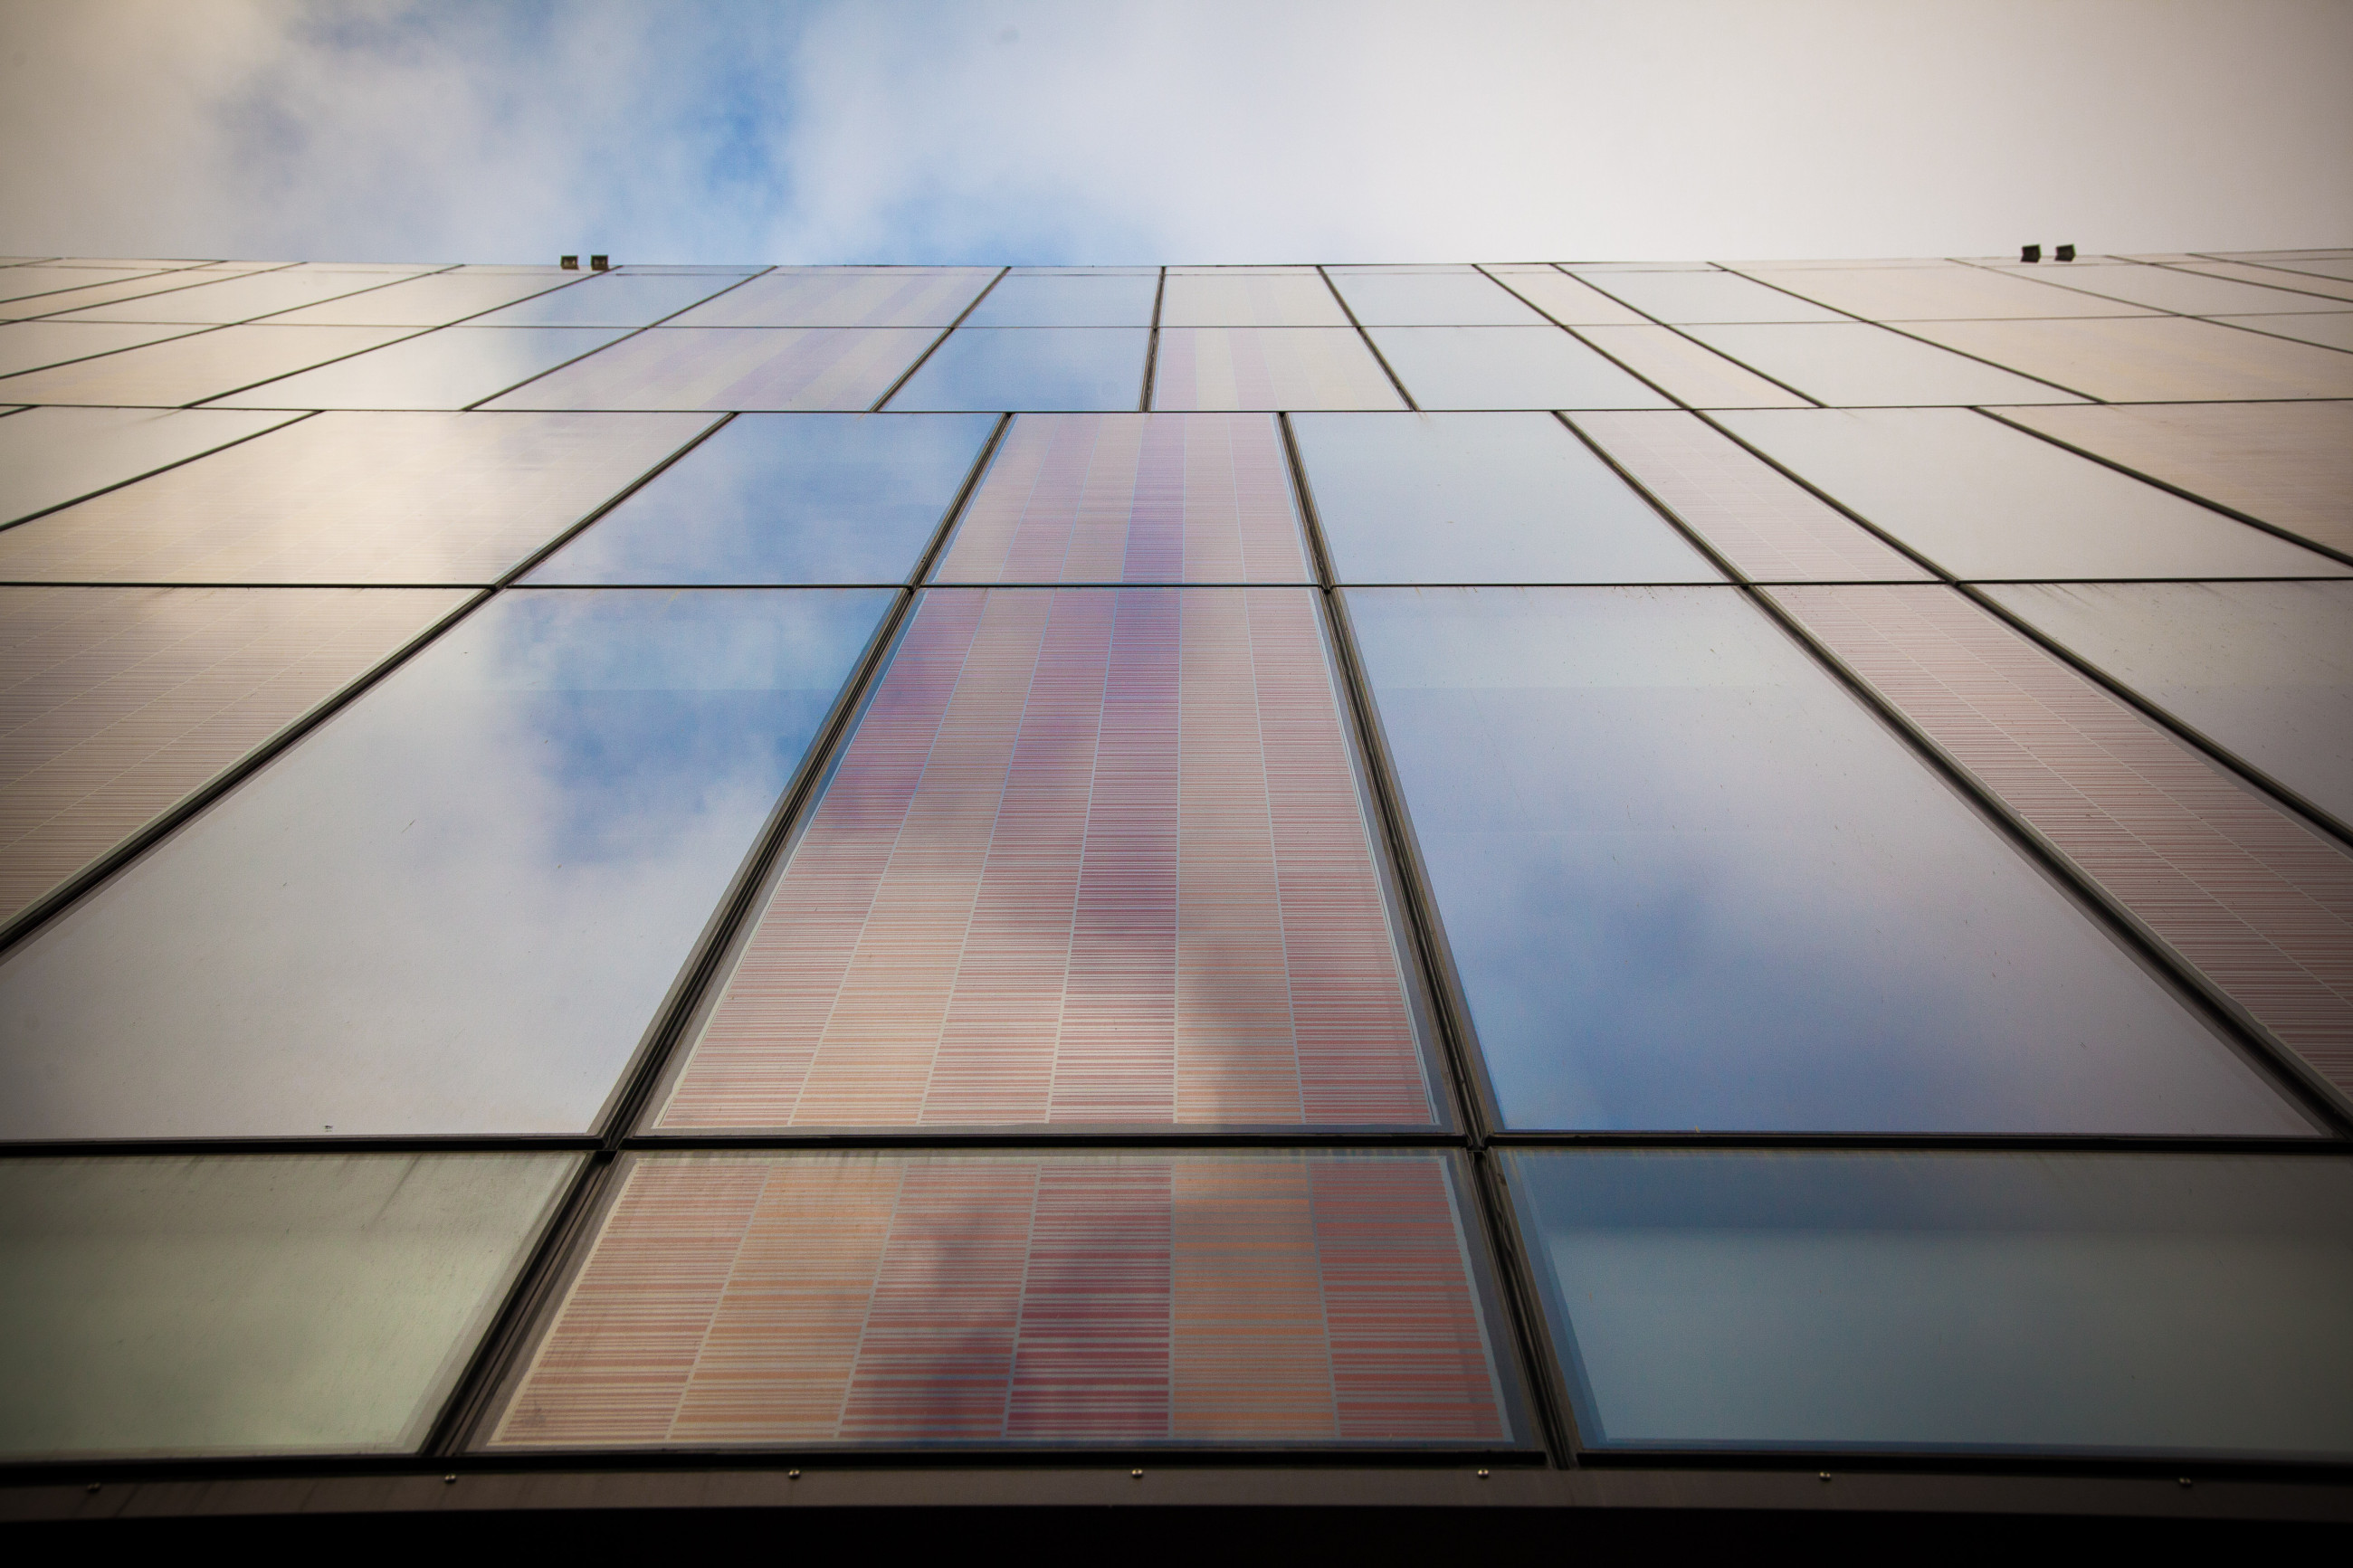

left=5, top=0, right=2349, bottom=264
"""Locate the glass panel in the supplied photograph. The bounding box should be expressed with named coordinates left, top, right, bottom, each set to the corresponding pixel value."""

left=1482, top=268, right=1647, bottom=326
left=1160, top=268, right=1348, bottom=328
left=963, top=270, right=1159, bottom=327
left=1715, top=408, right=2347, bottom=578
left=1327, top=269, right=1545, bottom=326
left=2209, top=313, right=2353, bottom=353
left=1979, top=581, right=2353, bottom=828
left=1366, top=327, right=1671, bottom=411
left=1344, top=584, right=2308, bottom=1134
left=44, top=271, right=415, bottom=325
left=666, top=268, right=997, bottom=328
left=1504, top=1149, right=2353, bottom=1459
left=262, top=272, right=582, bottom=326
left=0, top=325, right=415, bottom=406
left=0, top=410, right=710, bottom=584
left=1988, top=402, right=2353, bottom=557
left=1571, top=411, right=1930, bottom=581
left=0, top=266, right=182, bottom=305
left=207, top=327, right=631, bottom=410
left=0, top=269, right=204, bottom=320
left=1576, top=271, right=1845, bottom=324
left=485, top=327, right=938, bottom=413
left=0, top=321, right=213, bottom=379
left=467, top=272, right=743, bottom=327
left=2038, top=263, right=2346, bottom=316
left=1151, top=328, right=1402, bottom=411
left=934, top=415, right=1310, bottom=584
left=0, top=584, right=472, bottom=925
left=528, top=413, right=996, bottom=584
left=654, top=587, right=1438, bottom=1131
left=0, top=586, right=892, bottom=1138
left=0, top=1153, right=577, bottom=1458
left=1771, top=583, right=2353, bottom=1099
left=2214, top=254, right=2353, bottom=284
left=1574, top=325, right=1810, bottom=408
left=1902, top=317, right=2353, bottom=402
left=1734, top=265, right=2149, bottom=321
left=491, top=1150, right=1520, bottom=1449
left=0, top=405, right=298, bottom=527
left=1680, top=322, right=2082, bottom=405
left=886, top=328, right=1148, bottom=412
left=1292, top=412, right=1718, bottom=584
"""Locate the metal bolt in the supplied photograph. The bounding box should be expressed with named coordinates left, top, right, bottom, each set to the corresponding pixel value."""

left=1130, top=1469, right=1144, bottom=1478
left=85, top=1483, right=100, bottom=1494
left=2178, top=1478, right=2193, bottom=1488
left=1476, top=1468, right=1490, bottom=1479
left=1819, top=1472, right=1833, bottom=1483
left=787, top=1469, right=801, bottom=1479
left=443, top=1474, right=457, bottom=1485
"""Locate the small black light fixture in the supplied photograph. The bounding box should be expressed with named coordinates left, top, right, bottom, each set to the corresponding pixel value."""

left=2055, top=243, right=2076, bottom=262
left=590, top=254, right=610, bottom=271
left=2020, top=243, right=2042, bottom=263
left=559, top=255, right=579, bottom=271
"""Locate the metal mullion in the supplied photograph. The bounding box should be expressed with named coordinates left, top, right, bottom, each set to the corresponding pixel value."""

left=1315, top=266, right=1417, bottom=410
left=1139, top=265, right=1165, bottom=411
left=866, top=265, right=1011, bottom=412
left=1496, top=263, right=1826, bottom=410
left=0, top=408, right=319, bottom=537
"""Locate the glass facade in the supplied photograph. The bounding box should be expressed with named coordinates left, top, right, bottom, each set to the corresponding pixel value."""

left=0, top=253, right=2347, bottom=1518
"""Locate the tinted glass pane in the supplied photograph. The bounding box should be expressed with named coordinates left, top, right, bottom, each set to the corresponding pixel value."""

left=963, top=270, right=1159, bottom=327
left=485, top=327, right=938, bottom=413
left=1579, top=270, right=1844, bottom=324
left=2211, top=313, right=2353, bottom=353
left=1327, top=269, right=1545, bottom=326
left=0, top=586, right=892, bottom=1137
left=1574, top=325, right=1810, bottom=408
left=1980, top=582, right=2353, bottom=828
left=0, top=1153, right=576, bottom=1458
left=0, top=321, right=206, bottom=377
left=1903, top=317, right=2353, bottom=402
left=1293, top=412, right=1718, bottom=584
left=528, top=413, right=996, bottom=584
left=0, top=325, right=414, bottom=406
left=1367, top=327, right=1671, bottom=411
left=1159, top=268, right=1348, bottom=327
left=1504, top=1150, right=2353, bottom=1458
left=934, top=415, right=1310, bottom=584
left=1681, top=322, right=2082, bottom=405
left=209, top=327, right=629, bottom=410
left=0, top=269, right=209, bottom=320
left=469, top=272, right=741, bottom=327
left=262, top=271, right=579, bottom=325
left=1716, top=408, right=2346, bottom=579
left=0, top=411, right=710, bottom=584
left=1989, top=402, right=2353, bottom=556
left=1482, top=268, right=1647, bottom=326
left=1151, top=328, right=1403, bottom=411
left=0, top=265, right=186, bottom=307
left=0, top=405, right=296, bottom=526
left=491, top=1151, right=1520, bottom=1449
left=45, top=271, right=412, bottom=325
left=2039, top=263, right=2341, bottom=316
left=1345, top=585, right=2307, bottom=1134
left=1734, top=264, right=2149, bottom=321
left=666, top=268, right=996, bottom=328
left=886, top=328, right=1148, bottom=412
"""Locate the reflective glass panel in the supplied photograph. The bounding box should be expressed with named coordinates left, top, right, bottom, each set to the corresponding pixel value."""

left=1366, top=327, right=1671, bottom=410
left=0, top=325, right=415, bottom=406
left=0, top=265, right=183, bottom=306
left=1577, top=270, right=1844, bottom=324
left=2211, top=313, right=2353, bottom=353
left=0, top=321, right=208, bottom=378
left=1715, top=408, right=2347, bottom=579
left=1978, top=581, right=2353, bottom=829
left=0, top=586, right=893, bottom=1137
left=0, top=584, right=472, bottom=926
left=1292, top=412, right=1718, bottom=584
left=0, top=405, right=297, bottom=527
left=934, top=415, right=1310, bottom=584
left=0, top=411, right=710, bottom=583
left=667, top=268, right=997, bottom=328
left=1574, top=326, right=1809, bottom=408
left=1481, top=268, right=1647, bottom=326
left=1734, top=264, right=2146, bottom=321
left=209, top=327, right=630, bottom=410
left=45, top=271, right=414, bottom=325
left=654, top=587, right=1437, bottom=1131
left=1327, top=269, right=1545, bottom=326
left=468, top=272, right=743, bottom=327
left=0, top=269, right=201, bottom=320
left=2039, top=263, right=2343, bottom=316
left=1988, top=402, right=2353, bottom=556
left=1151, top=328, right=1403, bottom=411
left=1680, top=322, right=2082, bottom=405
left=0, top=1153, right=577, bottom=1458
left=2215, top=254, right=2353, bottom=284
left=491, top=1151, right=1522, bottom=1449
left=1902, top=317, right=2353, bottom=402
left=886, top=328, right=1148, bottom=412
left=1504, top=1150, right=2353, bottom=1458
left=1159, top=268, right=1348, bottom=327
left=528, top=413, right=996, bottom=584
left=262, top=272, right=581, bottom=326
left=486, top=327, right=938, bottom=413
left=963, top=270, right=1159, bottom=327
left=1344, top=585, right=2308, bottom=1134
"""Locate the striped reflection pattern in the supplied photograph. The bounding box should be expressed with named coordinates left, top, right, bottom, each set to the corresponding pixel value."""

left=1772, top=584, right=2353, bottom=1093
left=935, top=413, right=1311, bottom=582
left=1152, top=330, right=1405, bottom=412
left=491, top=1153, right=1510, bottom=1448
left=659, top=586, right=1433, bottom=1128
